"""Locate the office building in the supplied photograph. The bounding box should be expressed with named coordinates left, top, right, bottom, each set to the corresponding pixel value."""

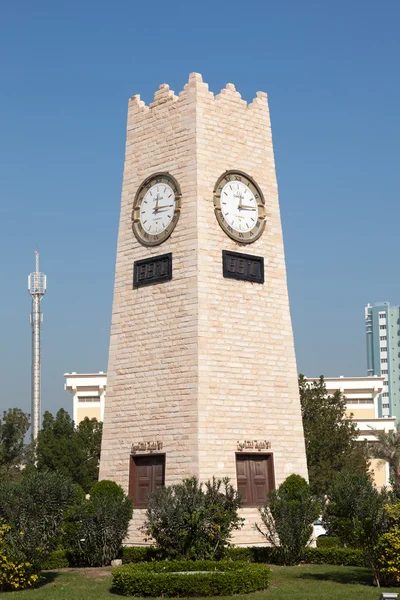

left=365, top=302, right=400, bottom=420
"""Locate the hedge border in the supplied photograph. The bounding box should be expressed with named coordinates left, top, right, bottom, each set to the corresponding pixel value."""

left=122, top=545, right=364, bottom=568
left=111, top=560, right=271, bottom=597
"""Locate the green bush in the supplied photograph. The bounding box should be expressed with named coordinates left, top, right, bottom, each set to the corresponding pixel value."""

left=142, top=477, right=243, bottom=560
left=303, top=546, right=365, bottom=567
left=111, top=560, right=270, bottom=597
left=324, top=471, right=390, bottom=585
left=63, top=480, right=133, bottom=567
left=0, top=522, right=40, bottom=591
left=120, top=544, right=365, bottom=568
left=225, top=545, right=364, bottom=566
left=316, top=536, right=342, bottom=548
left=224, top=546, right=281, bottom=563
left=122, top=546, right=162, bottom=563
left=41, top=549, right=69, bottom=570
left=256, top=474, right=320, bottom=565
left=0, top=470, right=76, bottom=567
left=0, top=554, right=40, bottom=592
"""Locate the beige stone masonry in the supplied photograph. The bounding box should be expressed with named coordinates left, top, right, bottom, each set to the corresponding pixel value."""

left=99, top=73, right=308, bottom=545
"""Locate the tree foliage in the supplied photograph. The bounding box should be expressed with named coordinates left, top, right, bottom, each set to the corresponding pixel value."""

left=36, top=409, right=102, bottom=492
left=63, top=480, right=133, bottom=566
left=256, top=474, right=320, bottom=565
left=0, top=408, right=31, bottom=477
left=369, top=424, right=400, bottom=490
left=0, top=470, right=76, bottom=567
left=142, top=477, right=243, bottom=560
left=299, top=375, right=369, bottom=497
left=324, top=471, right=390, bottom=586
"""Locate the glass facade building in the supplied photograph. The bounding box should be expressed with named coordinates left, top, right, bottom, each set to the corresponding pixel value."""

left=366, top=302, right=400, bottom=420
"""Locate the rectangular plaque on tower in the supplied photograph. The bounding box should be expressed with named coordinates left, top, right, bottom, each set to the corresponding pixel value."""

left=133, top=253, right=172, bottom=288
left=222, top=250, right=264, bottom=284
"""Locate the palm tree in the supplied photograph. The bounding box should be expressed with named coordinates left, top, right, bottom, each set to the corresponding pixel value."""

left=369, top=424, right=400, bottom=487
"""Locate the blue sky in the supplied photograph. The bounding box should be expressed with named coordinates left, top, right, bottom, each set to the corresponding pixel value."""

left=1, top=0, right=399, bottom=417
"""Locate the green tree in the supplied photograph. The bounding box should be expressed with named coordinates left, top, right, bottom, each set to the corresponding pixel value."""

left=369, top=424, right=400, bottom=490
left=0, top=408, right=31, bottom=477
left=142, top=477, right=243, bottom=560
left=299, top=375, right=369, bottom=497
left=36, top=409, right=102, bottom=492
left=256, top=474, right=320, bottom=565
left=63, top=480, right=133, bottom=566
left=325, top=471, right=390, bottom=586
left=0, top=470, right=76, bottom=567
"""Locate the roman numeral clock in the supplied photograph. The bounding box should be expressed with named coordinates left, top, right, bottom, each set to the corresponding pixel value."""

left=213, top=170, right=266, bottom=243
left=99, top=73, right=308, bottom=546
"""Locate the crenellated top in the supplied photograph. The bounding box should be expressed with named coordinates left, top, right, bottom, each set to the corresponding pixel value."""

left=128, top=72, right=269, bottom=113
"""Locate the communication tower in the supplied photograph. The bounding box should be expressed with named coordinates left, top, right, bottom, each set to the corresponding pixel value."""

left=28, top=251, right=46, bottom=441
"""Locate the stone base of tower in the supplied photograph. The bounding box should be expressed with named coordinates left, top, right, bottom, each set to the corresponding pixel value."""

left=123, top=508, right=269, bottom=547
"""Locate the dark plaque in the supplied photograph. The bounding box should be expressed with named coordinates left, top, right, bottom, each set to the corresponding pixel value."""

left=133, top=253, right=172, bottom=288
left=222, top=250, right=264, bottom=284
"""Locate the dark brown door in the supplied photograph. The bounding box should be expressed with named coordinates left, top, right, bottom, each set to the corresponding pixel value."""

left=129, top=454, right=165, bottom=508
left=236, top=454, right=275, bottom=507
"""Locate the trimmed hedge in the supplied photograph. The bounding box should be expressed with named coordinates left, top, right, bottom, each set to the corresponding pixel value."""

left=121, top=545, right=364, bottom=568
left=111, top=560, right=270, bottom=597
left=316, top=536, right=342, bottom=549
left=303, top=547, right=364, bottom=567
left=122, top=546, right=162, bottom=564
left=226, top=546, right=365, bottom=566
left=41, top=550, right=69, bottom=570
left=225, top=545, right=364, bottom=567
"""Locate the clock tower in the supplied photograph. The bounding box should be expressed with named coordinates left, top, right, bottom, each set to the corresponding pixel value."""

left=99, top=73, right=308, bottom=545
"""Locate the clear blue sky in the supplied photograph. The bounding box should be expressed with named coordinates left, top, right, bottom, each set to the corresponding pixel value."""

left=1, top=0, right=399, bottom=417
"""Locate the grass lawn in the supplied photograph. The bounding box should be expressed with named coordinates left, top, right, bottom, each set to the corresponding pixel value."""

left=0, top=564, right=398, bottom=599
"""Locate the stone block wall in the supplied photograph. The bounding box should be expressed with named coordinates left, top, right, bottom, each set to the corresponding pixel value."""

left=99, top=73, right=307, bottom=545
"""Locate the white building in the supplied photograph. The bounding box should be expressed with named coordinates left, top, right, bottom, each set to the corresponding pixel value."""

left=64, top=372, right=106, bottom=424
left=65, top=372, right=396, bottom=488
left=305, top=376, right=396, bottom=488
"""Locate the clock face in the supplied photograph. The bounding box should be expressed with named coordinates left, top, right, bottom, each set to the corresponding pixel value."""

left=213, top=171, right=266, bottom=243
left=132, top=173, right=181, bottom=246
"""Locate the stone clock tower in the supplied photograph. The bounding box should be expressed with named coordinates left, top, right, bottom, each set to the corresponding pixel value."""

left=99, top=73, right=308, bottom=545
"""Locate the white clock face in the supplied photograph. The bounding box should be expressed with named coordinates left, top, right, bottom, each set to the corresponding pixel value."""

left=220, top=181, right=257, bottom=233
left=132, top=173, right=182, bottom=246
left=213, top=171, right=266, bottom=243
left=140, top=183, right=176, bottom=235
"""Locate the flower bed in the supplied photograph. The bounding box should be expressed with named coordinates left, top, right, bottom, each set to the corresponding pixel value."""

left=111, top=560, right=270, bottom=597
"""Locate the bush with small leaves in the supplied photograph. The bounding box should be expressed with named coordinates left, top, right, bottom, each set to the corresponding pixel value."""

left=111, top=560, right=270, bottom=597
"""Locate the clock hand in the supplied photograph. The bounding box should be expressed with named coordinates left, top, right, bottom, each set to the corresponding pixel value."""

left=240, top=205, right=256, bottom=210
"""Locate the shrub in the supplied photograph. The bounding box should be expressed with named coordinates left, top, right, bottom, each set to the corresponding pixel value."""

left=41, top=549, right=69, bottom=570
left=0, top=554, right=40, bottom=592
left=122, top=546, right=162, bottom=563
left=0, top=522, right=40, bottom=591
left=224, top=545, right=364, bottom=567
left=142, top=477, right=243, bottom=560
left=325, top=471, right=390, bottom=585
left=256, top=474, right=320, bottom=565
left=375, top=503, right=400, bottom=586
left=316, top=536, right=342, bottom=548
left=303, top=546, right=365, bottom=567
left=63, top=480, right=133, bottom=566
left=0, top=470, right=76, bottom=567
left=111, top=560, right=270, bottom=597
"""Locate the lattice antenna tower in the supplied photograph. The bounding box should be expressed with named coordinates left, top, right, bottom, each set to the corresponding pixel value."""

left=28, top=251, right=46, bottom=441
